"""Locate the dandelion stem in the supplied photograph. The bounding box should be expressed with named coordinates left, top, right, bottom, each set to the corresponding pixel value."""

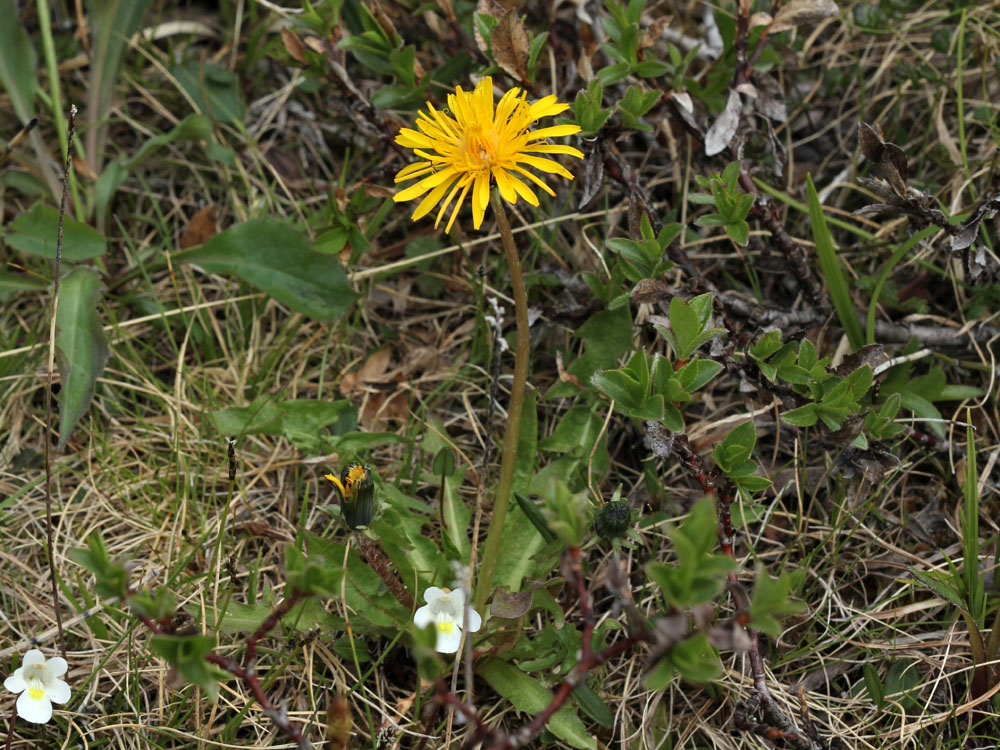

left=475, top=194, right=531, bottom=611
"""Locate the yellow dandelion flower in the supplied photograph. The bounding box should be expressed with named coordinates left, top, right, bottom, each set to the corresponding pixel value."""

left=392, top=77, right=584, bottom=232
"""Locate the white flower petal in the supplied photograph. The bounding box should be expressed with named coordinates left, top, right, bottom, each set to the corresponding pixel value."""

left=22, top=650, right=45, bottom=668
left=449, top=588, right=466, bottom=610
left=435, top=626, right=463, bottom=654
left=413, top=605, right=435, bottom=629
left=4, top=670, right=27, bottom=694
left=16, top=691, right=52, bottom=724
left=465, top=607, right=483, bottom=633
left=423, top=586, right=447, bottom=604
left=44, top=657, right=68, bottom=680
left=47, top=679, right=70, bottom=705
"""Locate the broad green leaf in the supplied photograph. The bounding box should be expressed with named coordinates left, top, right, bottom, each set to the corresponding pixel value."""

left=0, top=0, right=36, bottom=121
left=494, top=503, right=546, bottom=593
left=6, top=204, right=107, bottom=260
left=179, top=219, right=358, bottom=320
left=478, top=659, right=596, bottom=749
left=567, top=307, right=633, bottom=382
left=441, top=466, right=471, bottom=561
left=572, top=683, right=615, bottom=728
left=513, top=391, right=538, bottom=495
left=56, top=268, right=110, bottom=449
left=0, top=270, right=48, bottom=293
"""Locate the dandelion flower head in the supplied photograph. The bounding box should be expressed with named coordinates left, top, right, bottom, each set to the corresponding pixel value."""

left=3, top=649, right=71, bottom=724
left=392, top=77, right=584, bottom=232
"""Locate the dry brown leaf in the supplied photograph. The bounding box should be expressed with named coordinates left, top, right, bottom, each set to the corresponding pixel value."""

left=369, top=2, right=400, bottom=45
left=474, top=0, right=507, bottom=59
left=280, top=27, right=308, bottom=65
left=491, top=10, right=530, bottom=82
left=704, top=89, right=741, bottom=156
left=179, top=205, right=218, bottom=249
left=749, top=11, right=773, bottom=28
left=326, top=695, right=351, bottom=750
left=72, top=155, right=98, bottom=181
left=770, top=0, right=839, bottom=33
left=639, top=15, right=672, bottom=51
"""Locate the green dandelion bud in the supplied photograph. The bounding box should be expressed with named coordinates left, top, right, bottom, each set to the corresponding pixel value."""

left=594, top=500, right=631, bottom=540
left=324, top=463, right=376, bottom=531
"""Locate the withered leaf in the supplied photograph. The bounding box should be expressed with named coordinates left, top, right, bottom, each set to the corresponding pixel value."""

left=857, top=122, right=884, bottom=163
left=474, top=0, right=507, bottom=59
left=644, top=420, right=675, bottom=458
left=770, top=0, right=839, bottom=33
left=858, top=122, right=908, bottom=195
left=750, top=72, right=787, bottom=122
left=326, top=695, right=351, bottom=750
left=707, top=620, right=752, bottom=653
left=280, top=27, right=308, bottom=65
left=833, top=343, right=883, bottom=376
left=628, top=191, right=644, bottom=239
left=639, top=14, right=673, bottom=51
left=705, top=89, right=741, bottom=156
left=490, top=10, right=530, bottom=82
left=579, top=141, right=605, bottom=209
left=631, top=278, right=673, bottom=305
left=827, top=413, right=865, bottom=446
left=490, top=582, right=547, bottom=619
left=179, top=205, right=218, bottom=249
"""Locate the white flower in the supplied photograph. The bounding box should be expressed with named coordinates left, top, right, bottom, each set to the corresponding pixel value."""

left=3, top=649, right=71, bottom=724
left=414, top=587, right=482, bottom=653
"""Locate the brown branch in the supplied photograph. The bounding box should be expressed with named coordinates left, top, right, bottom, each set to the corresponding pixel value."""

left=720, top=290, right=1000, bottom=346
left=43, top=105, right=78, bottom=661
left=127, top=581, right=312, bottom=748
left=355, top=534, right=415, bottom=610
left=205, top=652, right=310, bottom=749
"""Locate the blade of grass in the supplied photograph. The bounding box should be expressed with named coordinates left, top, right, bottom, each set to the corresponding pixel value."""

left=865, top=225, right=939, bottom=345
left=806, top=174, right=864, bottom=350
left=753, top=176, right=876, bottom=241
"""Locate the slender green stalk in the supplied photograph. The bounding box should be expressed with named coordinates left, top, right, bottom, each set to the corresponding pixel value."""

left=475, top=194, right=531, bottom=611
left=956, top=9, right=970, bottom=179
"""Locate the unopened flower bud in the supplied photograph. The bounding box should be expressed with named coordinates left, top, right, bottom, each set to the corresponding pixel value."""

left=325, top=463, right=376, bottom=530
left=594, top=500, right=631, bottom=540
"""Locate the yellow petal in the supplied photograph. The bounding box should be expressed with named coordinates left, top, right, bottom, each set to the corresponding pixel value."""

left=435, top=174, right=472, bottom=228
left=412, top=173, right=461, bottom=221
left=522, top=143, right=585, bottom=159
left=472, top=172, right=491, bottom=229
left=529, top=95, right=568, bottom=120
left=474, top=170, right=491, bottom=211
left=523, top=124, right=582, bottom=142
left=510, top=165, right=557, bottom=197
left=395, top=162, right=434, bottom=182
left=514, top=154, right=575, bottom=179
left=493, top=166, right=517, bottom=204
left=394, top=167, right=458, bottom=203
left=495, top=167, right=538, bottom=206
left=444, top=179, right=474, bottom=234
left=396, top=128, right=436, bottom=149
